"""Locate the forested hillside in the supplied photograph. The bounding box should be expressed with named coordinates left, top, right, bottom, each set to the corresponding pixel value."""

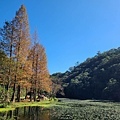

left=51, top=48, right=120, bottom=101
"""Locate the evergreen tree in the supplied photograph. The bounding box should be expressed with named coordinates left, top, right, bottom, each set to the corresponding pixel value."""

left=0, top=21, right=16, bottom=102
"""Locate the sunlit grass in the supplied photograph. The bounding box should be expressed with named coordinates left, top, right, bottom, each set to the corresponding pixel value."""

left=0, top=107, right=15, bottom=112
left=11, top=100, right=58, bottom=107
left=0, top=100, right=58, bottom=112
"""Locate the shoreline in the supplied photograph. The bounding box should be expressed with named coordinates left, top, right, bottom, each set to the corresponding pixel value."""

left=0, top=100, right=57, bottom=112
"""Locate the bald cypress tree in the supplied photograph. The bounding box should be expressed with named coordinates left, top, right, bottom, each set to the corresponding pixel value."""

left=11, top=5, right=30, bottom=102
left=0, top=5, right=51, bottom=102
left=28, top=31, right=51, bottom=101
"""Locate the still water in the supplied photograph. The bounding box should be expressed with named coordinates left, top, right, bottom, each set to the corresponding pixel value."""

left=1, top=98, right=120, bottom=120
left=0, top=106, right=61, bottom=120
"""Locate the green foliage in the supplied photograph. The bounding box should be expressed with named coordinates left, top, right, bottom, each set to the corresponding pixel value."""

left=0, top=85, right=6, bottom=103
left=51, top=47, right=120, bottom=101
left=0, top=85, right=13, bottom=106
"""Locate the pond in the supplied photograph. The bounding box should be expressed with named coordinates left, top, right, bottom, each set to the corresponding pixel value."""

left=0, top=106, right=56, bottom=120
left=1, top=98, right=120, bottom=120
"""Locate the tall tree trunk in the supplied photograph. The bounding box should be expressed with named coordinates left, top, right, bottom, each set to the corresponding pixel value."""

left=25, top=87, right=28, bottom=99
left=38, top=88, right=40, bottom=98
left=5, top=84, right=10, bottom=103
left=11, top=82, right=16, bottom=102
left=17, top=85, right=21, bottom=102
left=33, top=88, right=36, bottom=101
left=30, top=88, right=33, bottom=102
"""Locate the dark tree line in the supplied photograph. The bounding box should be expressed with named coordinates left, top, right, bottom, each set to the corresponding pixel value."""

left=51, top=48, right=120, bottom=101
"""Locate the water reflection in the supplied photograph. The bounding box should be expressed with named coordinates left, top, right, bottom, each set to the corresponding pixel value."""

left=1, top=99, right=120, bottom=120
left=0, top=106, right=55, bottom=120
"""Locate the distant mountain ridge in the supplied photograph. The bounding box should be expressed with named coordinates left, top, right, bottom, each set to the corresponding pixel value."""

left=51, top=47, right=120, bottom=101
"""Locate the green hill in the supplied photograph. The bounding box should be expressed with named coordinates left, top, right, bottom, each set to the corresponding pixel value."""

left=51, top=47, right=120, bottom=101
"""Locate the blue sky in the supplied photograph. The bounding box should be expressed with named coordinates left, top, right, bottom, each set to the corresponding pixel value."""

left=1, top=0, right=120, bottom=74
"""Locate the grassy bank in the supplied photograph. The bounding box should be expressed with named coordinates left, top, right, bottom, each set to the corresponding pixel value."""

left=1, top=98, right=120, bottom=119
left=0, top=100, right=58, bottom=112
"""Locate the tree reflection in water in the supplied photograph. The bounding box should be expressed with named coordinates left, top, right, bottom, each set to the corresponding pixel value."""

left=0, top=106, right=56, bottom=120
